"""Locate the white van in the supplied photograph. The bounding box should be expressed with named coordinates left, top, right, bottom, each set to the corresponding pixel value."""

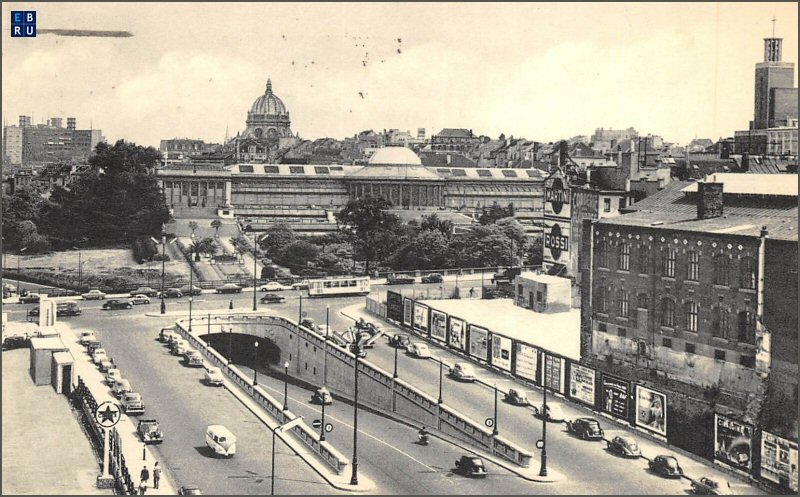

left=206, top=425, right=236, bottom=457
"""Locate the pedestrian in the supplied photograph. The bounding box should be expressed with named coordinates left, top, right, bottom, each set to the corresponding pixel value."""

left=138, top=480, right=147, bottom=495
left=153, top=462, right=161, bottom=489
left=140, top=465, right=150, bottom=486
left=229, top=299, right=233, bottom=310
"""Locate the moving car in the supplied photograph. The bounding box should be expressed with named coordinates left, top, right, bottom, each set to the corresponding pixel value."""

left=28, top=301, right=82, bottom=318
left=102, top=299, right=133, bottom=310
left=260, top=293, right=286, bottom=304
left=407, top=342, right=432, bottom=358
left=206, top=425, right=236, bottom=457
left=649, top=455, right=684, bottom=478
left=92, top=348, right=109, bottom=364
left=178, top=485, right=203, bottom=495
left=130, top=294, right=151, bottom=305
left=259, top=281, right=292, bottom=292
left=184, top=350, right=204, bottom=367
left=566, top=417, right=604, bottom=440
left=122, top=392, right=145, bottom=415
left=80, top=331, right=97, bottom=345
left=2, top=334, right=31, bottom=351
left=291, top=280, right=309, bottom=290
left=450, top=362, right=477, bottom=382
left=204, top=366, right=224, bottom=386
left=691, top=477, right=733, bottom=495
left=454, top=455, right=487, bottom=478
left=504, top=388, right=530, bottom=406
left=607, top=435, right=642, bottom=458
left=180, top=284, right=203, bottom=296
left=106, top=368, right=122, bottom=385
left=113, top=378, right=132, bottom=397
left=81, top=289, right=106, bottom=300
left=137, top=419, right=164, bottom=444
left=130, top=287, right=159, bottom=297
left=160, top=287, right=183, bottom=298
left=18, top=293, right=41, bottom=304
left=388, top=333, right=411, bottom=349
left=532, top=402, right=565, bottom=422
left=387, top=274, right=415, bottom=285
left=311, top=387, right=333, bottom=405
left=215, top=283, right=242, bottom=294
left=421, top=273, right=443, bottom=284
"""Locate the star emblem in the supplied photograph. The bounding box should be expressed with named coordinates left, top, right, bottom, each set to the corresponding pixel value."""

left=99, top=405, right=118, bottom=423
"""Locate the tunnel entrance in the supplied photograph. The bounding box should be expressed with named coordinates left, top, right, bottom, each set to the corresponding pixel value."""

left=201, top=332, right=281, bottom=374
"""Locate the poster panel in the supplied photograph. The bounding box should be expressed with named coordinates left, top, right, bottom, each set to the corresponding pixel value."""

left=413, top=303, right=429, bottom=333
left=402, top=298, right=413, bottom=327
left=635, top=385, right=667, bottom=437
left=514, top=343, right=538, bottom=383
left=714, top=414, right=754, bottom=474
left=568, top=363, right=596, bottom=406
left=490, top=334, right=512, bottom=372
left=448, top=318, right=467, bottom=352
left=468, top=325, right=489, bottom=361
left=601, top=374, right=630, bottom=420
left=543, top=354, right=565, bottom=394
left=430, top=310, right=447, bottom=343
left=386, top=291, right=404, bottom=323
left=760, top=431, right=798, bottom=492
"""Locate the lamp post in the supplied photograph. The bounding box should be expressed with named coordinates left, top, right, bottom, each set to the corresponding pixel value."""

left=160, top=231, right=166, bottom=314
left=253, top=341, right=259, bottom=386
left=298, top=293, right=303, bottom=324
left=188, top=253, right=194, bottom=332
left=393, top=341, right=399, bottom=379
left=283, top=361, right=290, bottom=411
left=539, top=360, right=548, bottom=477
left=251, top=231, right=264, bottom=312
left=324, top=305, right=330, bottom=384
left=228, top=326, right=233, bottom=364
left=438, top=358, right=444, bottom=404
left=492, top=384, right=499, bottom=436
left=17, top=247, right=27, bottom=296
left=350, top=343, right=361, bottom=486
left=270, top=417, right=304, bottom=496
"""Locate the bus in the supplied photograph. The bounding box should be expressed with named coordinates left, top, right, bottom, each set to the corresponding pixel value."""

left=308, top=276, right=370, bottom=297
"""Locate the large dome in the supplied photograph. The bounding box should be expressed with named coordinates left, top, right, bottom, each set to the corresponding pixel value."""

left=368, top=147, right=422, bottom=166
left=249, top=79, right=288, bottom=116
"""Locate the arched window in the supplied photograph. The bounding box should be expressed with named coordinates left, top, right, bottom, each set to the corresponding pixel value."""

left=661, top=298, right=675, bottom=327
left=617, top=289, right=629, bottom=317
left=687, top=250, right=699, bottom=281
left=663, top=247, right=676, bottom=278
left=740, top=256, right=756, bottom=289
left=618, top=242, right=630, bottom=271
left=685, top=300, right=699, bottom=332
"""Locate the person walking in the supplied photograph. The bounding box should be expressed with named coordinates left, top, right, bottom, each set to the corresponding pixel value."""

left=153, top=462, right=161, bottom=489
left=140, top=465, right=150, bottom=486
left=138, top=480, right=147, bottom=495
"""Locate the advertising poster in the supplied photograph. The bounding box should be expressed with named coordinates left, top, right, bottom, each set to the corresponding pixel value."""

left=402, top=298, right=413, bottom=327
left=635, top=385, right=667, bottom=437
left=601, top=374, right=630, bottom=420
left=568, top=363, right=596, bottom=406
left=386, top=291, right=404, bottom=323
left=430, top=310, right=447, bottom=343
left=543, top=354, right=565, bottom=394
left=468, top=325, right=489, bottom=361
left=448, top=318, right=467, bottom=352
left=413, top=303, right=429, bottom=333
left=760, top=431, right=798, bottom=492
left=514, top=343, right=538, bottom=383
left=714, top=414, right=754, bottom=474
left=490, top=334, right=512, bottom=372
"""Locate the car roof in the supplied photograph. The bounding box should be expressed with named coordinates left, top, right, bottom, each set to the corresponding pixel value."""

left=577, top=417, right=598, bottom=423
left=616, top=435, right=635, bottom=442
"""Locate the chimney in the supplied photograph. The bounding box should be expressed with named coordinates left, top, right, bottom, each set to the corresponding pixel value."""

left=697, top=181, right=723, bottom=220
left=741, top=152, right=749, bottom=172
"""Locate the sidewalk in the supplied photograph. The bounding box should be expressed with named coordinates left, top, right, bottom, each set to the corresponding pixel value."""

left=1, top=323, right=111, bottom=495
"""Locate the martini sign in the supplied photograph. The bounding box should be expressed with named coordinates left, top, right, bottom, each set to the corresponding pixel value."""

left=545, top=177, right=571, bottom=217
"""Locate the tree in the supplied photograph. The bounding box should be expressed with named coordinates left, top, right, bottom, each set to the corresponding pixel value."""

left=188, top=221, right=199, bottom=237
left=1, top=188, right=51, bottom=250
left=210, top=219, right=222, bottom=238
left=478, top=203, right=515, bottom=225
left=196, top=237, right=218, bottom=258
left=279, top=241, right=319, bottom=267
left=420, top=214, right=454, bottom=237
left=389, top=229, right=451, bottom=270
left=259, top=223, right=295, bottom=256
left=495, top=217, right=528, bottom=262
left=452, top=224, right=515, bottom=267
left=336, top=196, right=402, bottom=274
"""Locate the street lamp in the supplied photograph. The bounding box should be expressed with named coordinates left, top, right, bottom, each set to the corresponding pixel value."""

left=438, top=358, right=444, bottom=404
left=392, top=340, right=399, bottom=379
left=17, top=247, right=27, bottom=296
left=283, top=361, right=290, bottom=411
left=271, top=417, right=304, bottom=496
left=160, top=230, right=166, bottom=314
left=252, top=231, right=266, bottom=312
left=350, top=343, right=362, bottom=486
left=492, top=384, right=499, bottom=436
left=539, top=361, right=548, bottom=477
left=298, top=293, right=303, bottom=324
left=228, top=326, right=233, bottom=364
left=253, top=341, right=260, bottom=386
left=188, top=253, right=195, bottom=332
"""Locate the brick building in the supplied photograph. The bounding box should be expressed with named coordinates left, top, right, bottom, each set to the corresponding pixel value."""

left=430, top=128, right=481, bottom=154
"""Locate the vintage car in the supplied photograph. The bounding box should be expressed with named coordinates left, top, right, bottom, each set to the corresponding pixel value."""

left=160, top=288, right=184, bottom=298
left=105, top=368, right=122, bottom=386
left=137, top=419, right=164, bottom=444
left=649, top=455, right=684, bottom=478
left=159, top=327, right=175, bottom=343
left=204, top=366, right=224, bottom=386
left=259, top=281, right=292, bottom=292
left=449, top=362, right=477, bottom=382
left=566, top=417, right=605, bottom=440
left=607, top=435, right=642, bottom=458
left=92, top=348, right=109, bottom=364
left=81, top=289, right=107, bottom=300
left=532, top=402, right=565, bottom=422
left=407, top=342, right=432, bottom=359
left=178, top=485, right=203, bottom=495
left=121, top=392, right=145, bottom=415
left=184, top=350, right=204, bottom=367
left=388, top=333, right=411, bottom=349
left=102, top=299, right=134, bottom=310
left=387, top=274, right=415, bottom=285
left=454, top=455, right=487, bottom=478
left=421, top=273, right=444, bottom=284
left=2, top=334, right=31, bottom=351
left=130, top=294, right=151, bottom=305
left=311, top=387, right=333, bottom=405
left=172, top=339, right=189, bottom=356
left=99, top=359, right=116, bottom=373
left=206, top=425, right=236, bottom=457
left=691, top=477, right=733, bottom=495
left=179, top=284, right=203, bottom=296
left=18, top=293, right=41, bottom=304
left=215, top=283, right=243, bottom=294
left=260, top=293, right=286, bottom=304
left=113, top=378, right=132, bottom=397
left=130, top=287, right=159, bottom=297
left=80, top=331, right=97, bottom=345
left=504, top=388, right=531, bottom=406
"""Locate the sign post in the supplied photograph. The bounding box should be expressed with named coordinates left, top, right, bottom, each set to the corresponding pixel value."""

left=94, top=401, right=121, bottom=488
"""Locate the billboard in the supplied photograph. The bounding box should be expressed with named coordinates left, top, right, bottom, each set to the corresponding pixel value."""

left=601, top=374, right=630, bottom=420
left=448, top=318, right=467, bottom=352
left=543, top=354, right=565, bottom=394
left=402, top=298, right=413, bottom=327
left=714, top=414, right=754, bottom=474
left=544, top=175, right=571, bottom=219
left=468, top=325, right=489, bottom=361
left=760, top=431, right=798, bottom=492
left=490, top=334, right=512, bottom=372
left=514, top=343, right=538, bottom=383
left=413, top=303, right=429, bottom=334
left=543, top=219, right=571, bottom=265
left=568, top=363, right=596, bottom=406
left=635, top=385, right=667, bottom=437
left=386, top=291, right=404, bottom=323
left=430, top=310, right=447, bottom=343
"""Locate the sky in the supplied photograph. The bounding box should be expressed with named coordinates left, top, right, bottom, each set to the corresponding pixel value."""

left=2, top=2, right=798, bottom=148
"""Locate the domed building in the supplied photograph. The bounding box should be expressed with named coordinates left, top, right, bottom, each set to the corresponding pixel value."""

left=230, top=78, right=299, bottom=162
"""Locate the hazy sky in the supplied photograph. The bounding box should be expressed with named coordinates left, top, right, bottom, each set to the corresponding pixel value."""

left=2, top=2, right=798, bottom=147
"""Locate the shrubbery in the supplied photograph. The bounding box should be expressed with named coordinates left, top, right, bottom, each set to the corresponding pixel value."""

left=132, top=236, right=159, bottom=263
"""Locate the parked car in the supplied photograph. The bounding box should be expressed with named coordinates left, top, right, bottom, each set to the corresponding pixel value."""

left=28, top=301, right=82, bottom=318
left=2, top=334, right=31, bottom=351
left=566, top=417, right=604, bottom=440
left=92, top=348, right=109, bottom=364
left=179, top=284, right=203, bottom=296
left=388, top=333, right=411, bottom=349
left=311, top=387, right=333, bottom=405
left=454, top=455, right=487, bottom=478
left=102, top=299, right=133, bottom=310
left=649, top=455, right=684, bottom=478
left=607, top=435, right=642, bottom=458
left=260, top=293, right=286, bottom=304
left=99, top=359, right=115, bottom=373
left=113, top=378, right=132, bottom=397
left=387, top=274, right=415, bottom=285
left=450, top=362, right=477, bottom=382
left=407, top=342, right=432, bottom=359
left=532, top=402, right=565, bottom=422
left=160, top=288, right=183, bottom=298
left=106, top=368, right=122, bottom=385
left=130, top=287, right=159, bottom=297
left=300, top=317, right=316, bottom=329
left=178, top=485, right=203, bottom=495
left=18, top=293, right=41, bottom=304
left=80, top=331, right=97, bottom=345
left=130, top=294, right=151, bottom=305
left=159, top=327, right=174, bottom=343
left=184, top=350, right=204, bottom=367
left=121, top=392, right=145, bottom=415
left=204, top=366, right=224, bottom=386
left=421, top=273, right=443, bottom=283
left=86, top=340, right=103, bottom=355
left=291, top=280, right=309, bottom=290
left=259, top=281, right=292, bottom=292
left=172, top=340, right=189, bottom=356
left=691, top=477, right=733, bottom=495
left=504, top=388, right=530, bottom=406
left=137, top=419, right=164, bottom=444
left=81, top=289, right=107, bottom=300
left=215, top=283, right=242, bottom=294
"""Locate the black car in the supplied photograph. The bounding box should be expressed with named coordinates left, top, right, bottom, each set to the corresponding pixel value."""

left=388, top=333, right=411, bottom=349
left=18, top=293, right=41, bottom=304
left=387, top=274, right=415, bottom=285
left=2, top=335, right=31, bottom=351
left=178, top=486, right=203, bottom=495
left=421, top=273, right=443, bottom=284
left=260, top=293, right=286, bottom=304
left=102, top=299, right=134, bottom=310
left=160, top=288, right=184, bottom=298
left=130, top=287, right=159, bottom=297
left=566, top=417, right=605, bottom=440
left=454, top=455, right=487, bottom=478
left=215, top=283, right=243, bottom=294
left=179, top=284, right=203, bottom=296
left=649, top=455, right=684, bottom=478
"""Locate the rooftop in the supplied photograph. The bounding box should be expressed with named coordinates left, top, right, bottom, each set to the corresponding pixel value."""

left=681, top=173, right=798, bottom=197
left=368, top=147, right=422, bottom=166
left=516, top=271, right=572, bottom=285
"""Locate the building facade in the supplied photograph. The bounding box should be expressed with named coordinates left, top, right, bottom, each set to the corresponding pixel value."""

left=753, top=37, right=797, bottom=130
left=430, top=128, right=481, bottom=154
left=3, top=125, right=23, bottom=165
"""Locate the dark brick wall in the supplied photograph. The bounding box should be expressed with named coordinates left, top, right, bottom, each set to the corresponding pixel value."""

left=697, top=182, right=723, bottom=219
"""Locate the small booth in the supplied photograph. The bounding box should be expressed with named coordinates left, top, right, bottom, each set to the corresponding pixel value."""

left=51, top=351, right=76, bottom=394
left=29, top=336, right=68, bottom=386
